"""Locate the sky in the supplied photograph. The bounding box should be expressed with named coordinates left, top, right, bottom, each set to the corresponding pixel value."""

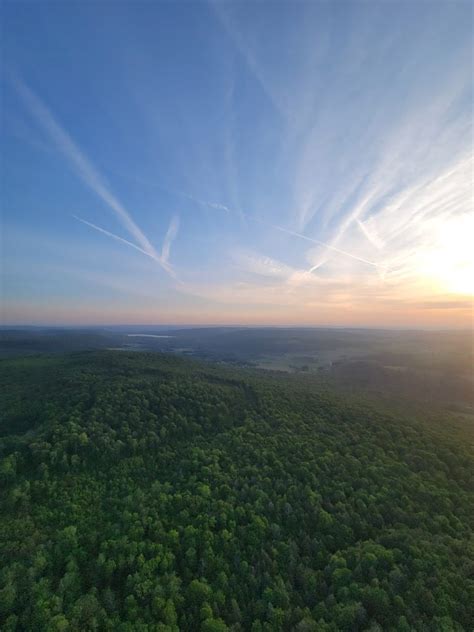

left=1, top=0, right=473, bottom=328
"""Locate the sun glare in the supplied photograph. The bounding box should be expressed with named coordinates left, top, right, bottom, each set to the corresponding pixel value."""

left=420, top=215, right=474, bottom=296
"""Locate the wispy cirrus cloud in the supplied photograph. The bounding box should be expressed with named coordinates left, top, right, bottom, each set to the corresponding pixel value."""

left=210, top=1, right=288, bottom=119
left=73, top=216, right=154, bottom=259
left=157, top=186, right=384, bottom=270
left=12, top=74, right=179, bottom=276
left=202, top=2, right=471, bottom=309
left=161, top=215, right=180, bottom=266
left=294, top=34, right=471, bottom=234
left=232, top=250, right=297, bottom=281
left=73, top=214, right=180, bottom=278
left=356, top=219, right=384, bottom=251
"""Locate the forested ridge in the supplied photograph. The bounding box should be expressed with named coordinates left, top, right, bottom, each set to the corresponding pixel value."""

left=0, top=352, right=473, bottom=631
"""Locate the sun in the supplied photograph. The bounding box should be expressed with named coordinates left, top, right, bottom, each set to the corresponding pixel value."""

left=419, top=215, right=474, bottom=296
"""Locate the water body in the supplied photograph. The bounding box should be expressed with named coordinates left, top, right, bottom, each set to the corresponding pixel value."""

left=127, top=334, right=174, bottom=339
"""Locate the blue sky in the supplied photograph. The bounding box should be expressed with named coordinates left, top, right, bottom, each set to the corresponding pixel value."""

left=2, top=1, right=473, bottom=326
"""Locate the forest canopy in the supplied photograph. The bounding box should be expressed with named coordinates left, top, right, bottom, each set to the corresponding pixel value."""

left=1, top=351, right=473, bottom=631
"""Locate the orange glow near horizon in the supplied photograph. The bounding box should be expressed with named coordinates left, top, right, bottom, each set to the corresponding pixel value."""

left=3, top=293, right=473, bottom=329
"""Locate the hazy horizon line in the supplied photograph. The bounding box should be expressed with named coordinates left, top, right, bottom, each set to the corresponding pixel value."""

left=1, top=323, right=472, bottom=333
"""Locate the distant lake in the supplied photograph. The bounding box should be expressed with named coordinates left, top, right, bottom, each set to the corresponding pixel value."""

left=127, top=334, right=174, bottom=339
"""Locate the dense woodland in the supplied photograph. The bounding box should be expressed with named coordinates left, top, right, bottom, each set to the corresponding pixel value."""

left=2, top=328, right=472, bottom=413
left=1, top=351, right=473, bottom=631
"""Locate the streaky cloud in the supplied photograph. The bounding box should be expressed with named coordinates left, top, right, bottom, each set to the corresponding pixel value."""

left=12, top=74, right=160, bottom=263
left=72, top=216, right=154, bottom=259
left=210, top=1, right=287, bottom=119
left=357, top=219, right=384, bottom=250
left=143, top=181, right=384, bottom=271
left=265, top=221, right=384, bottom=271
left=232, top=250, right=297, bottom=281
left=73, top=215, right=177, bottom=278
left=161, top=215, right=180, bottom=265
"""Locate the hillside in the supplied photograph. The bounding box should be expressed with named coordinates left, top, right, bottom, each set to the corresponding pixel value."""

left=1, top=352, right=473, bottom=631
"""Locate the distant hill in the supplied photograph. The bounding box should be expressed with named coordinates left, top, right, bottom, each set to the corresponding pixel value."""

left=1, top=327, right=473, bottom=412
